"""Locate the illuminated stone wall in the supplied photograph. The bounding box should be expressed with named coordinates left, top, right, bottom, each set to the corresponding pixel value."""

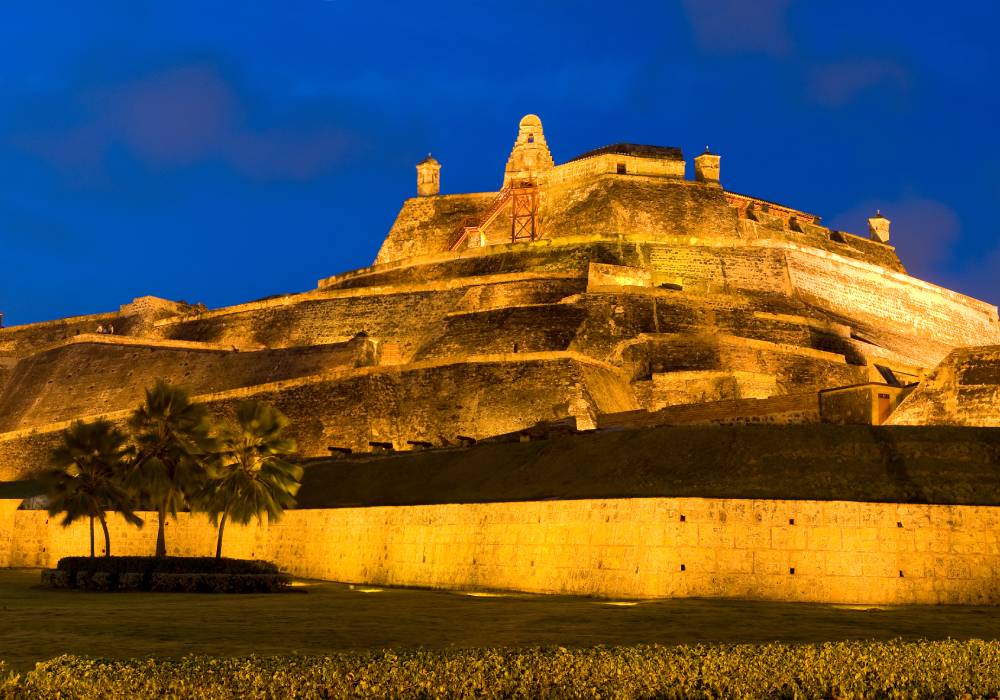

left=0, top=353, right=637, bottom=479
left=3, top=496, right=998, bottom=605
left=0, top=336, right=369, bottom=433
left=889, top=346, right=1000, bottom=427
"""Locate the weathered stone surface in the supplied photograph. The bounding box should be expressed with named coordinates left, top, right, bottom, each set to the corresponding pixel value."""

left=888, top=346, right=1000, bottom=426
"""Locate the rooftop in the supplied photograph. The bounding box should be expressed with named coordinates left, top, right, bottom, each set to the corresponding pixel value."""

left=569, top=143, right=684, bottom=163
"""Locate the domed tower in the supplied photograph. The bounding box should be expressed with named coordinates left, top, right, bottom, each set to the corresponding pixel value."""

left=503, top=114, right=554, bottom=186
left=416, top=154, right=441, bottom=197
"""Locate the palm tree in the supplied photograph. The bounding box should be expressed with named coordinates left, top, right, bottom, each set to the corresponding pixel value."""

left=128, top=380, right=215, bottom=557
left=204, top=400, right=301, bottom=559
left=40, top=419, right=142, bottom=557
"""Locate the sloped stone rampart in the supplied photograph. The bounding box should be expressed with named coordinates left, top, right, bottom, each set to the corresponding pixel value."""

left=0, top=353, right=637, bottom=479
left=888, top=346, right=1000, bottom=427
left=598, top=393, right=820, bottom=429
left=0, top=312, right=133, bottom=358
left=3, top=497, right=998, bottom=605
left=0, top=339, right=366, bottom=433
left=784, top=247, right=1000, bottom=353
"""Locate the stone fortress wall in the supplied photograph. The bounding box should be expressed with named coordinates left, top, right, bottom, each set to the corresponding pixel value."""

left=1, top=113, right=1000, bottom=606
left=2, top=495, right=998, bottom=605
left=0, top=113, right=998, bottom=483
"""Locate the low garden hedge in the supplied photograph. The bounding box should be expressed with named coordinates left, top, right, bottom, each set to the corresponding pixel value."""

left=42, top=556, right=289, bottom=593
left=1, top=641, right=999, bottom=698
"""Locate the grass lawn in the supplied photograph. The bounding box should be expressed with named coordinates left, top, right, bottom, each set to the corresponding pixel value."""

left=1, top=568, right=998, bottom=672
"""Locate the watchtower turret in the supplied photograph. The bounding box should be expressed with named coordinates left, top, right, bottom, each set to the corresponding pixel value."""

left=503, top=114, right=554, bottom=186
left=694, top=147, right=721, bottom=184
left=868, top=210, right=891, bottom=243
left=416, top=154, right=441, bottom=197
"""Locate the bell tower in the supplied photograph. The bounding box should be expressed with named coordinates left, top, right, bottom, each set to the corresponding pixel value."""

left=503, top=114, right=554, bottom=186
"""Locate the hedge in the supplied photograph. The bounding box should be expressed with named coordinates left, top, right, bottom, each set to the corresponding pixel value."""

left=56, top=556, right=279, bottom=575
left=1, top=641, right=999, bottom=698
left=43, top=557, right=289, bottom=593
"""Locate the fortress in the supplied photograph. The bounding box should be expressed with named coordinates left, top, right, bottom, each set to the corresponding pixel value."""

left=1, top=115, right=999, bottom=604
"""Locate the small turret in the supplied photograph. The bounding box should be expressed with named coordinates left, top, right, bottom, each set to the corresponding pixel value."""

left=416, top=154, right=440, bottom=197
left=868, top=210, right=890, bottom=243
left=694, top=146, right=721, bottom=184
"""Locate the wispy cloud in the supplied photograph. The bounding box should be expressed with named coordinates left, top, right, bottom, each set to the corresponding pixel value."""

left=681, top=0, right=794, bottom=56
left=809, top=58, right=912, bottom=107
left=6, top=61, right=365, bottom=185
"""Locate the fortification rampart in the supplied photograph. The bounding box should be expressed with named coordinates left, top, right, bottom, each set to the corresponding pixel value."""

left=599, top=393, right=820, bottom=429
left=542, top=151, right=685, bottom=185
left=0, top=351, right=637, bottom=479
left=889, top=346, right=1000, bottom=427
left=3, top=496, right=997, bottom=605
left=0, top=338, right=369, bottom=433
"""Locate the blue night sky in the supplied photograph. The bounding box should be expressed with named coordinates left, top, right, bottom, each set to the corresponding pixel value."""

left=0, top=1, right=997, bottom=326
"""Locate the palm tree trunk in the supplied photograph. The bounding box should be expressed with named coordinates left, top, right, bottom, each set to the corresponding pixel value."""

left=215, top=512, right=228, bottom=559
left=156, top=504, right=167, bottom=557
left=89, top=516, right=95, bottom=558
left=98, top=513, right=111, bottom=557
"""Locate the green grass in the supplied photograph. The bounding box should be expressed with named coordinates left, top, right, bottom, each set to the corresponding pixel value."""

left=1, top=568, right=999, bottom=673
left=298, top=424, right=1000, bottom=508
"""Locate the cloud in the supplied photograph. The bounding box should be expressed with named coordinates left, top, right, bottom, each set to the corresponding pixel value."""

left=681, top=0, right=793, bottom=55
left=808, top=58, right=911, bottom=107
left=6, top=62, right=365, bottom=184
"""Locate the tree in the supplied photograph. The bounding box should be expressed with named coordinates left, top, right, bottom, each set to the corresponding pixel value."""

left=128, top=380, right=215, bottom=557
left=41, top=419, right=142, bottom=557
left=204, top=400, right=301, bottom=559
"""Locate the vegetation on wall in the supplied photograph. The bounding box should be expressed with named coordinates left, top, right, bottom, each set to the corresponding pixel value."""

left=40, top=380, right=301, bottom=560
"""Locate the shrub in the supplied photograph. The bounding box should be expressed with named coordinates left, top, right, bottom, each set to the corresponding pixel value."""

left=149, top=573, right=289, bottom=594
left=1, top=641, right=999, bottom=698
left=56, top=556, right=278, bottom=575
left=43, top=557, right=288, bottom=593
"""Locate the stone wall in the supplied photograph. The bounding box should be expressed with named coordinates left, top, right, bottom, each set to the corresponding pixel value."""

left=634, top=370, right=779, bottom=411
left=376, top=192, right=496, bottom=264
left=0, top=312, right=132, bottom=358
left=214, top=354, right=635, bottom=452
left=784, top=247, right=1000, bottom=358
left=3, top=496, right=998, bottom=605
left=598, top=393, right=820, bottom=429
left=0, top=338, right=368, bottom=432
left=543, top=152, right=685, bottom=185
left=0, top=353, right=637, bottom=478
left=412, top=305, right=587, bottom=361
left=647, top=245, right=790, bottom=294
left=628, top=334, right=867, bottom=395
left=888, top=346, right=1000, bottom=427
